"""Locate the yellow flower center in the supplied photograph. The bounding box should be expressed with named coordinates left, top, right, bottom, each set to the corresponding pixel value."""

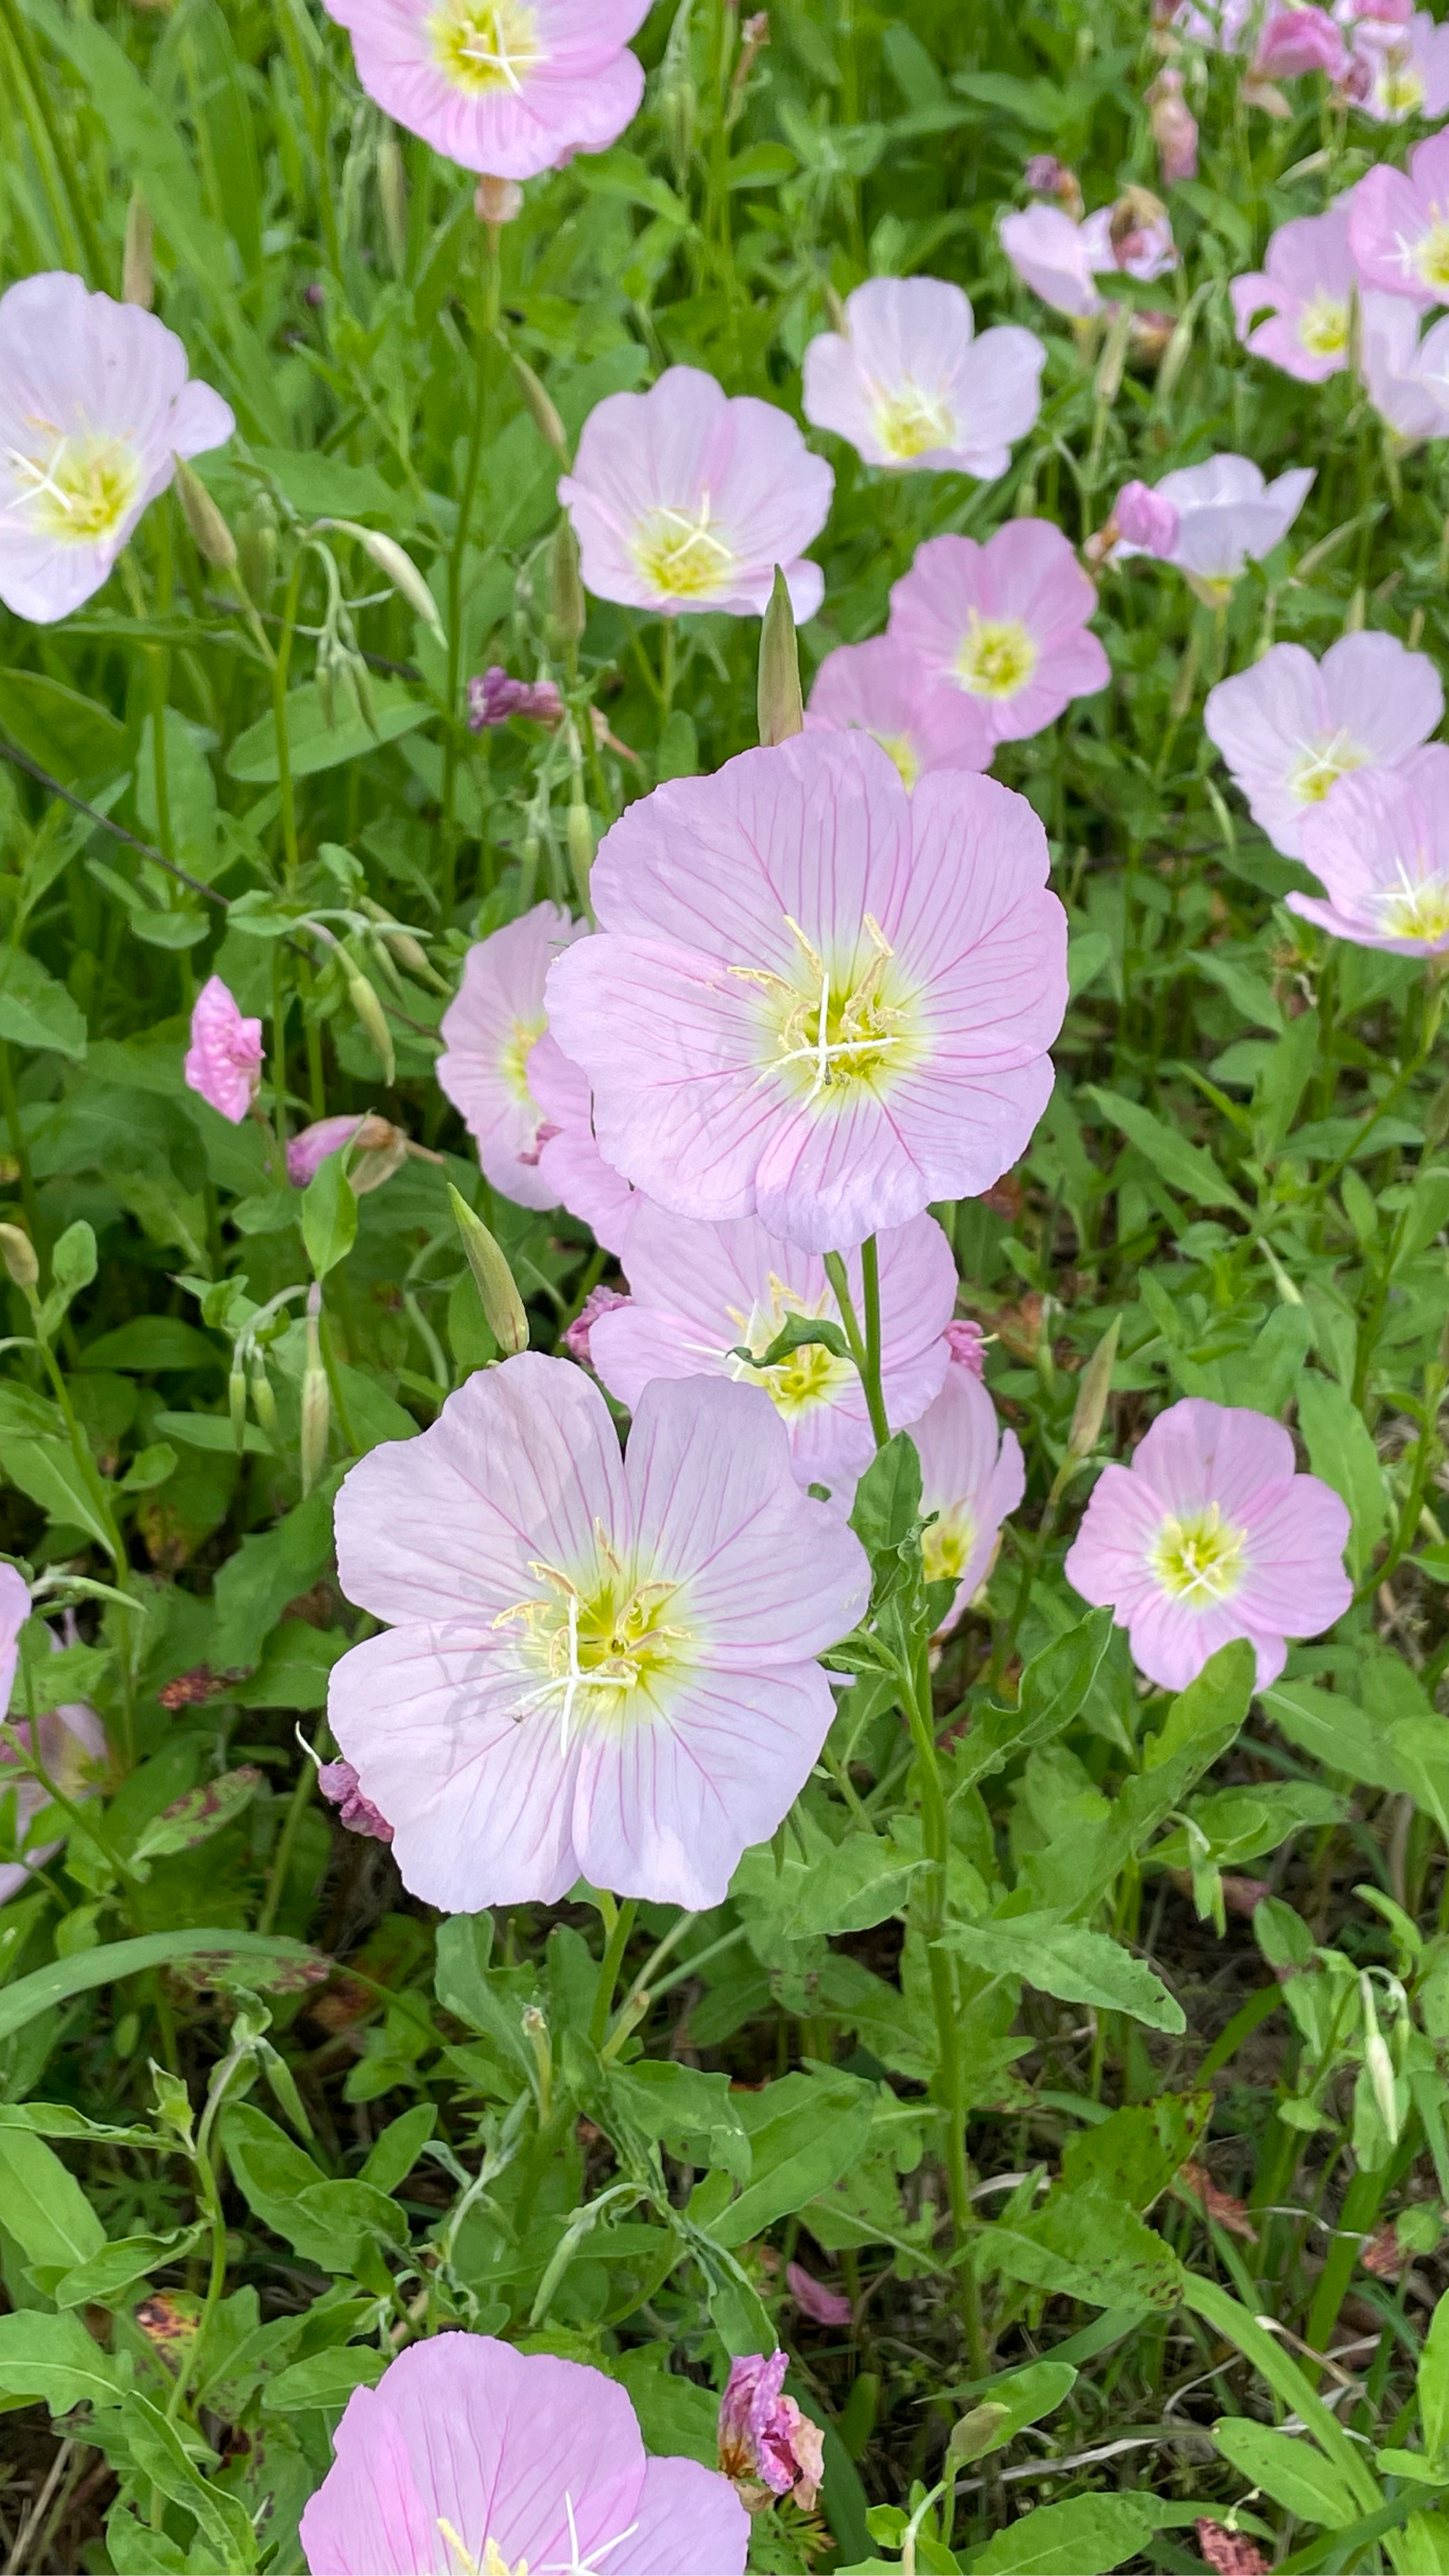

left=5, top=427, right=142, bottom=545
left=501, top=1014, right=544, bottom=1103
left=923, top=1504, right=977, bottom=1587
left=1298, top=289, right=1350, bottom=357
left=630, top=497, right=738, bottom=603
left=727, top=1277, right=856, bottom=1419
left=954, top=613, right=1037, bottom=701
left=1414, top=214, right=1449, bottom=294
left=498, top=1536, right=690, bottom=1746
left=746, top=913, right=916, bottom=1104
left=1379, top=874, right=1449, bottom=945
left=1287, top=729, right=1367, bottom=804
left=1377, top=59, right=1425, bottom=116
left=438, top=2528, right=527, bottom=2576
left=873, top=381, right=956, bottom=462
left=428, top=0, right=543, bottom=93
left=872, top=729, right=921, bottom=791
left=1148, top=1502, right=1248, bottom=1605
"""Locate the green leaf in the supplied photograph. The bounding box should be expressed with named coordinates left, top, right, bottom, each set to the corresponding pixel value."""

left=303, top=1154, right=359, bottom=1278
left=209, top=1485, right=338, bottom=1672
left=942, top=1915, right=1184, bottom=2033
left=1059, top=2092, right=1211, bottom=2210
left=117, top=2392, right=258, bottom=2567
left=225, top=680, right=432, bottom=783
left=981, top=2184, right=1185, bottom=2313
left=261, top=2346, right=389, bottom=2411
left=1214, top=2417, right=1361, bottom=2527
left=1087, top=1087, right=1241, bottom=1210
left=849, top=1431, right=922, bottom=1557
left=606, top=2059, right=752, bottom=2184
left=946, top=2361, right=1077, bottom=2464
left=0, top=668, right=128, bottom=793
left=51, top=2225, right=207, bottom=2310
left=0, top=948, right=88, bottom=1059
left=80, top=1318, right=223, bottom=1373
left=0, top=2309, right=129, bottom=2414
left=0, top=2128, right=105, bottom=2271
left=152, top=1406, right=272, bottom=1456
left=732, top=1812, right=920, bottom=1937
left=733, top=1311, right=851, bottom=1371
left=360, top=2104, right=437, bottom=2197
left=1421, top=2291, right=1449, bottom=2468
left=1262, top=1679, right=1413, bottom=1797
left=953, top=1609, right=1114, bottom=1794
left=711, top=2073, right=877, bottom=2248
left=964, top=2493, right=1157, bottom=2575
left=129, top=1767, right=264, bottom=1867
left=221, top=2102, right=359, bottom=2272
left=235, top=1620, right=350, bottom=1710
left=1293, top=1372, right=1387, bottom=1583
left=0, top=1434, right=113, bottom=1551
left=0, top=1931, right=329, bottom=2048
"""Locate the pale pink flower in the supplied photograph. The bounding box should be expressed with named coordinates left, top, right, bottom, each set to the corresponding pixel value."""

left=717, top=2354, right=824, bottom=2512
left=563, top=1280, right=630, bottom=1366
left=1231, top=208, right=1357, bottom=382
left=317, top=1760, right=394, bottom=1844
left=1204, top=633, right=1444, bottom=856
left=467, top=665, right=564, bottom=727
left=544, top=735, right=1068, bottom=1255
left=0, top=274, right=233, bottom=626
left=1064, top=1396, right=1352, bottom=1691
left=1347, top=9, right=1449, bottom=118
left=909, top=1363, right=1025, bottom=1634
left=1148, top=67, right=1200, bottom=183
left=889, top=520, right=1111, bottom=750
left=299, top=2331, right=748, bottom=2576
left=317, top=0, right=652, bottom=182
left=1111, top=454, right=1315, bottom=591
left=999, top=203, right=1108, bottom=318
left=1253, top=5, right=1348, bottom=74
left=184, top=975, right=264, bottom=1125
left=1114, top=479, right=1182, bottom=556
left=943, top=1318, right=987, bottom=1377
left=286, top=1114, right=409, bottom=1193
left=801, top=276, right=1045, bottom=477
left=588, top=1207, right=957, bottom=1495
left=327, top=1355, right=869, bottom=1910
left=0, top=1565, right=106, bottom=1907
left=530, top=1029, right=638, bottom=1253
left=558, top=367, right=832, bottom=622
left=1174, top=0, right=1259, bottom=49
left=806, top=634, right=991, bottom=786
left=1360, top=289, right=1449, bottom=438
left=435, top=902, right=586, bottom=1211
left=1290, top=750, right=1449, bottom=953
left=787, top=2263, right=853, bottom=2328
left=1352, top=133, right=1449, bottom=307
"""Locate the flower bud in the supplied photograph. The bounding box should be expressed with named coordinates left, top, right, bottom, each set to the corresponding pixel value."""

left=250, top=1358, right=277, bottom=1437
left=173, top=457, right=238, bottom=575
left=123, top=191, right=154, bottom=309
left=567, top=795, right=596, bottom=912
left=756, top=565, right=803, bottom=747
left=326, top=519, right=444, bottom=644
left=346, top=966, right=396, bottom=1086
left=300, top=1284, right=330, bottom=1497
left=1093, top=301, right=1134, bottom=407
left=1147, top=67, right=1198, bottom=184
left=551, top=516, right=587, bottom=649
left=359, top=898, right=448, bottom=992
left=475, top=173, right=524, bottom=229
left=448, top=1185, right=530, bottom=1355
left=509, top=348, right=571, bottom=468
left=237, top=488, right=279, bottom=605
left=377, top=132, right=408, bottom=274
left=1114, top=479, right=1180, bottom=558
left=1067, top=1315, right=1120, bottom=1463
left=318, top=1758, right=393, bottom=1842
left=0, top=1224, right=39, bottom=1295
left=230, top=1355, right=249, bottom=1455
left=659, top=0, right=697, bottom=185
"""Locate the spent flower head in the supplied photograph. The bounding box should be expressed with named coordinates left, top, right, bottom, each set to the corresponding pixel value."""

left=184, top=977, right=264, bottom=1126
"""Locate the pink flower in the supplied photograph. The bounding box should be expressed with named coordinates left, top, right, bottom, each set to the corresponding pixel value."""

left=1352, top=133, right=1449, bottom=307
left=1064, top=1396, right=1352, bottom=1691
left=1148, top=67, right=1200, bottom=183
left=1253, top=6, right=1348, bottom=75
left=588, top=1207, right=957, bottom=1496
left=1204, top=634, right=1444, bottom=856
left=558, top=367, right=832, bottom=622
left=717, top=2354, right=824, bottom=2512
left=1360, top=290, right=1449, bottom=438
left=787, top=2262, right=853, bottom=2328
left=544, top=735, right=1068, bottom=1255
left=467, top=666, right=564, bottom=727
left=0, top=274, right=233, bottom=625
left=286, top=1114, right=409, bottom=1193
left=999, top=203, right=1107, bottom=318
left=1107, top=190, right=1179, bottom=282
left=563, top=1280, right=630, bottom=1366
left=530, top=1030, right=638, bottom=1253
left=436, top=903, right=586, bottom=1211
left=910, top=1365, right=1024, bottom=1634
left=299, top=2331, right=748, bottom=2576
left=1347, top=9, right=1449, bottom=117
left=316, top=0, right=652, bottom=182
left=801, top=276, right=1045, bottom=477
left=1289, top=751, right=1449, bottom=953
left=806, top=634, right=991, bottom=786
left=1111, top=454, right=1315, bottom=591
left=327, top=1355, right=869, bottom=1910
left=889, top=520, right=1111, bottom=750
left=1175, top=0, right=1259, bottom=49
left=184, top=976, right=264, bottom=1125
left=1114, top=479, right=1182, bottom=557
left=943, top=1318, right=987, bottom=1378
left=0, top=1565, right=107, bottom=1907
left=317, top=1760, right=394, bottom=1844
left=1231, top=208, right=1358, bottom=382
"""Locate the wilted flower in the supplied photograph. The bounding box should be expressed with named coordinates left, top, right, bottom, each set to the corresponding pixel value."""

left=1231, top=207, right=1357, bottom=381
left=317, top=0, right=653, bottom=180
left=1205, top=633, right=1443, bottom=856
left=588, top=1206, right=957, bottom=1494
left=1195, top=2522, right=1270, bottom=2576
left=545, top=735, right=1068, bottom=1254
left=184, top=975, right=264, bottom=1125
left=285, top=1113, right=410, bottom=1193
left=327, top=1355, right=869, bottom=1910
left=801, top=275, right=1045, bottom=477
left=1113, top=478, right=1182, bottom=556
left=889, top=519, right=1110, bottom=749
left=0, top=272, right=233, bottom=625
left=436, top=902, right=587, bottom=1210
left=1064, top=1395, right=1352, bottom=1691
left=806, top=633, right=991, bottom=785
left=1148, top=67, right=1199, bottom=182
left=1290, top=751, right=1449, bottom=954
left=944, top=1317, right=987, bottom=1377
left=910, top=1361, right=1025, bottom=1633
left=474, top=172, right=523, bottom=227
left=299, top=2332, right=748, bottom=2575
left=529, top=1030, right=638, bottom=1254
left=1347, top=7, right=1449, bottom=117
left=1351, top=131, right=1449, bottom=307
left=1359, top=290, right=1449, bottom=438
left=1024, top=154, right=1085, bottom=217
left=1108, top=187, right=1178, bottom=279
left=0, top=1565, right=107, bottom=1906
left=562, top=1280, right=630, bottom=1367
left=1110, top=454, right=1315, bottom=595
left=559, top=364, right=832, bottom=621
left=717, top=2354, right=824, bottom=2512
left=1252, top=4, right=1348, bottom=75
left=317, top=1759, right=394, bottom=1844
left=467, top=665, right=564, bottom=727
left=787, top=2262, right=854, bottom=2326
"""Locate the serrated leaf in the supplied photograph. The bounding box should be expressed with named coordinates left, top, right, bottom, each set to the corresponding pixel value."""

left=942, top=1914, right=1184, bottom=2032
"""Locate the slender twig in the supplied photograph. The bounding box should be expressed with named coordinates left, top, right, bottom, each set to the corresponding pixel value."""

left=0, top=733, right=225, bottom=905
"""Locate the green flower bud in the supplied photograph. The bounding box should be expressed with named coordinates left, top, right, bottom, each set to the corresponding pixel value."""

left=448, top=1185, right=529, bottom=1356
left=757, top=564, right=803, bottom=747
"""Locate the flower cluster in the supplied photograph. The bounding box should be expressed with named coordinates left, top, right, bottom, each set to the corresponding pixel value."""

left=1229, top=157, right=1449, bottom=435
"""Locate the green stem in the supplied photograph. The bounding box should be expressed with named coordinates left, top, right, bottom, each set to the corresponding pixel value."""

left=858, top=1235, right=889, bottom=1450
left=589, top=1896, right=638, bottom=2049
left=659, top=619, right=677, bottom=724
left=903, top=1636, right=984, bottom=2374
left=272, top=555, right=305, bottom=890
left=822, top=1248, right=888, bottom=1452
left=0, top=0, right=104, bottom=281
left=256, top=1747, right=317, bottom=1937
left=441, top=232, right=492, bottom=900
left=0, top=1035, right=45, bottom=1265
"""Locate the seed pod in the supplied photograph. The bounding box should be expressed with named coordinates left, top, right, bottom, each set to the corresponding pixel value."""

left=377, top=131, right=407, bottom=275
left=756, top=565, right=803, bottom=746
left=448, top=1184, right=529, bottom=1356
left=475, top=173, right=524, bottom=229
left=250, top=1358, right=278, bottom=1438
left=1066, top=1315, right=1120, bottom=1463
left=567, top=795, right=596, bottom=911
left=359, top=897, right=447, bottom=992
left=509, top=348, right=571, bottom=468
left=229, top=1355, right=249, bottom=1455
left=0, top=1223, right=39, bottom=1294
left=174, top=458, right=238, bottom=575
left=300, top=1286, right=330, bottom=1497
left=123, top=191, right=154, bottom=310
left=346, top=966, right=396, bottom=1087
left=551, top=516, right=587, bottom=650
